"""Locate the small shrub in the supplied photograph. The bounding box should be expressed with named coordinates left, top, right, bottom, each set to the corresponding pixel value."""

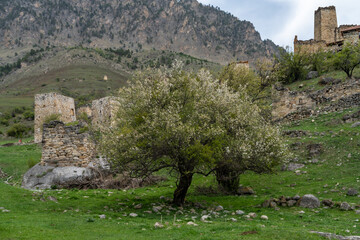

left=0, top=119, right=9, bottom=126
left=44, top=114, right=60, bottom=124
left=7, top=123, right=28, bottom=138
left=27, top=158, right=39, bottom=169
left=79, top=126, right=89, bottom=133
left=23, top=110, right=34, bottom=120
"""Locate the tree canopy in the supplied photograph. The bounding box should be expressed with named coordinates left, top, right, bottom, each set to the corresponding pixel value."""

left=100, top=62, right=288, bottom=205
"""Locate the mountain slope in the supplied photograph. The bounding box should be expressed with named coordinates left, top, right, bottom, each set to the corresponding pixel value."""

left=0, top=0, right=278, bottom=64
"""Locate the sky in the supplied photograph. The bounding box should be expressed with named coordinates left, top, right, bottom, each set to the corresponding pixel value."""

left=197, top=0, right=360, bottom=49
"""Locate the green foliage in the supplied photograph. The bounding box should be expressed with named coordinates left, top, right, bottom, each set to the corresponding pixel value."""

left=23, top=110, right=34, bottom=120
left=27, top=157, right=39, bottom=169
left=101, top=62, right=288, bottom=205
left=44, top=114, right=60, bottom=124
left=330, top=42, right=360, bottom=78
left=6, top=123, right=28, bottom=138
left=274, top=49, right=309, bottom=84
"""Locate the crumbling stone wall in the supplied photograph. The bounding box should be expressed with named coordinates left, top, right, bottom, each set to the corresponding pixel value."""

left=272, top=79, right=360, bottom=121
left=41, top=121, right=95, bottom=167
left=293, top=37, right=327, bottom=54
left=91, top=97, right=119, bottom=131
left=34, top=93, right=76, bottom=143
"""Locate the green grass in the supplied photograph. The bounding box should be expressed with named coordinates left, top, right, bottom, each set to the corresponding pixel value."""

left=286, top=68, right=360, bottom=92
left=1, top=108, right=360, bottom=239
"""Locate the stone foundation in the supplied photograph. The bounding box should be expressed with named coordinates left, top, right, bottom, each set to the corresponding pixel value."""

left=41, top=121, right=95, bottom=167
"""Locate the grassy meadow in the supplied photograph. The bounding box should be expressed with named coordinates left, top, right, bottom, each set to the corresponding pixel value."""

left=1, top=107, right=360, bottom=239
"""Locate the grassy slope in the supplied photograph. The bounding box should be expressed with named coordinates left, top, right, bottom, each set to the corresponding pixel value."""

left=1, top=108, right=360, bottom=239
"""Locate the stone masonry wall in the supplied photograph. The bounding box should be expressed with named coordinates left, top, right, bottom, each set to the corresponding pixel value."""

left=41, top=121, right=95, bottom=167
left=34, top=93, right=76, bottom=143
left=272, top=79, right=360, bottom=121
left=314, top=6, right=338, bottom=43
left=91, top=97, right=119, bottom=131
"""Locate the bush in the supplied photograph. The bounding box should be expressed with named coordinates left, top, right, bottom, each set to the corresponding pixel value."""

left=7, top=123, right=28, bottom=138
left=27, top=158, right=39, bottom=169
left=44, top=114, right=60, bottom=124
left=23, top=110, right=34, bottom=120
left=274, top=48, right=309, bottom=84
left=100, top=62, right=288, bottom=205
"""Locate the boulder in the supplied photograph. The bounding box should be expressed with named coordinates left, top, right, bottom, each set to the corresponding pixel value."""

left=351, top=122, right=360, bottom=128
left=282, top=163, right=305, bottom=171
left=22, top=163, right=100, bottom=190
left=347, top=188, right=359, bottom=196
left=237, top=186, right=255, bottom=195
left=321, top=199, right=334, bottom=207
left=307, top=143, right=323, bottom=157
left=307, top=71, right=319, bottom=80
left=340, top=202, right=351, bottom=211
left=298, top=194, right=320, bottom=208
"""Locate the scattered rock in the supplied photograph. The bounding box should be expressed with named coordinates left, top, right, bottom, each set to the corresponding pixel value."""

left=230, top=218, right=237, bottom=222
left=260, top=215, right=268, bottom=220
left=347, top=189, right=359, bottom=196
left=307, top=143, right=323, bottom=157
left=351, top=122, right=360, bottom=128
left=293, top=195, right=301, bottom=201
left=310, top=231, right=360, bottom=240
left=282, top=163, right=305, bottom=171
left=282, top=130, right=308, bottom=138
left=248, top=213, right=257, bottom=218
left=152, top=206, right=162, bottom=213
left=287, top=200, right=297, bottom=207
left=154, top=222, right=164, bottom=228
left=340, top=202, right=351, bottom=211
left=298, top=194, right=320, bottom=208
left=187, top=222, right=198, bottom=226
left=99, top=214, right=106, bottom=219
left=129, top=213, right=138, bottom=217
left=307, top=71, right=319, bottom=80
left=237, top=186, right=255, bottom=195
left=215, top=205, right=224, bottom=212
left=236, top=210, right=245, bottom=215
left=356, top=210, right=360, bottom=214
left=318, top=77, right=341, bottom=85
left=321, top=199, right=334, bottom=207
left=47, top=196, right=58, bottom=202
left=201, top=215, right=211, bottom=222
left=134, top=204, right=142, bottom=209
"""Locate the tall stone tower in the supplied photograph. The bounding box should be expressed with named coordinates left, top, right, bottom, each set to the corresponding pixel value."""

left=314, top=6, right=338, bottom=43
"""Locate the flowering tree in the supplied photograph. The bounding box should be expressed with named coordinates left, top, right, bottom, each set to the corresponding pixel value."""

left=101, top=62, right=288, bottom=205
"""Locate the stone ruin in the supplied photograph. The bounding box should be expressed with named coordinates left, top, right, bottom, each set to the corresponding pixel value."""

left=23, top=93, right=118, bottom=189
left=272, top=78, right=360, bottom=121
left=294, top=6, right=360, bottom=54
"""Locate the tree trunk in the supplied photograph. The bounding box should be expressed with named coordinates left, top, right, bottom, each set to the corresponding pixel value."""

left=173, top=172, right=193, bottom=206
left=215, top=166, right=240, bottom=194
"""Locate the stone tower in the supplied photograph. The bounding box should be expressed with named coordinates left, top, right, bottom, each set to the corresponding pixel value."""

left=314, top=6, right=338, bottom=43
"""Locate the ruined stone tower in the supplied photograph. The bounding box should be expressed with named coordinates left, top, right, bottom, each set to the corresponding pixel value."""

left=314, top=6, right=338, bottom=44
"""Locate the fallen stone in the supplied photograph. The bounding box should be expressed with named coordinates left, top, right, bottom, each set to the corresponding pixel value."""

left=248, top=213, right=257, bottom=218
left=2, top=209, right=10, bottom=213
left=22, top=163, right=102, bottom=190
left=134, top=204, right=142, bottom=209
left=340, top=202, right=351, bottom=211
left=236, top=210, right=245, bottom=215
left=261, top=215, right=268, bottom=220
left=318, top=77, right=341, bottom=85
left=298, top=194, right=320, bottom=208
left=321, top=199, right=334, bottom=207
left=307, top=143, right=323, bottom=157
left=307, top=71, right=319, bottom=80
left=129, top=213, right=138, bottom=217
left=310, top=231, right=360, bottom=240
left=287, top=200, right=297, bottom=207
left=237, top=186, right=255, bottom=195
left=347, top=189, right=359, bottom=196
left=152, top=206, right=162, bottom=213
left=187, top=221, right=198, bottom=226
left=99, top=214, right=106, bottom=219
left=230, top=218, right=237, bottom=222
left=282, top=163, right=305, bottom=171
left=215, top=205, right=224, bottom=211
left=293, top=195, right=301, bottom=201
left=351, top=122, right=360, bottom=128
left=47, top=196, right=58, bottom=202
left=201, top=215, right=211, bottom=222
left=154, top=222, right=164, bottom=228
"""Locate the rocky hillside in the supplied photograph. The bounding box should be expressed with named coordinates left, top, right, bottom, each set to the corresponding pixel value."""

left=0, top=0, right=278, bottom=64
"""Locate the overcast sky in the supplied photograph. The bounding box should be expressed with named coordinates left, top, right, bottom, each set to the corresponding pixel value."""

left=197, top=0, right=360, bottom=49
